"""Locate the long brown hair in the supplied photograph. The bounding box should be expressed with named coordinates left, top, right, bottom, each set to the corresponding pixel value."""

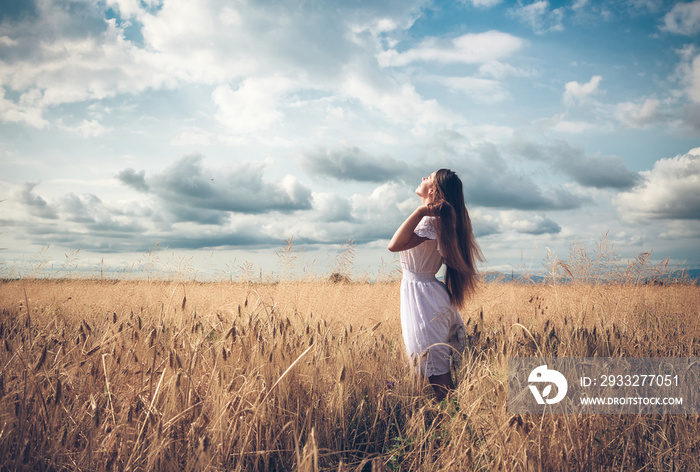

left=429, top=169, right=484, bottom=308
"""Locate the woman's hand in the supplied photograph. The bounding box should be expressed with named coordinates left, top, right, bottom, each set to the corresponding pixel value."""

left=416, top=204, right=430, bottom=217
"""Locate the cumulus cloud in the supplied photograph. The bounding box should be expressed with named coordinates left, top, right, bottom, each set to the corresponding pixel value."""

left=59, top=192, right=147, bottom=233
left=299, top=146, right=414, bottom=182
left=7, top=157, right=318, bottom=252
left=13, top=182, right=58, bottom=219
left=348, top=181, right=415, bottom=242
left=563, top=75, right=603, bottom=106
left=256, top=181, right=414, bottom=245
left=118, top=155, right=313, bottom=223
left=0, top=3, right=176, bottom=127
left=0, top=0, right=417, bottom=129
left=6, top=181, right=152, bottom=253
left=615, top=148, right=700, bottom=220
left=661, top=0, right=700, bottom=35
left=614, top=98, right=662, bottom=127
left=377, top=30, right=523, bottom=67
left=313, top=193, right=354, bottom=223
left=0, top=88, right=49, bottom=128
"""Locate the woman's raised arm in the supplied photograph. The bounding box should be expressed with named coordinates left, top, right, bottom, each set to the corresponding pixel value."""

left=387, top=205, right=430, bottom=252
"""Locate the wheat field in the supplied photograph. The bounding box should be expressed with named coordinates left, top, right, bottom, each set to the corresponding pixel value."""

left=0, top=276, right=698, bottom=471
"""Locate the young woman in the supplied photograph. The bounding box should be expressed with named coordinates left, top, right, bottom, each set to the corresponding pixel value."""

left=388, top=169, right=483, bottom=401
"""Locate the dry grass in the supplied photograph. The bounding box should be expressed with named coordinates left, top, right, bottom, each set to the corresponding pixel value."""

left=0, top=277, right=698, bottom=471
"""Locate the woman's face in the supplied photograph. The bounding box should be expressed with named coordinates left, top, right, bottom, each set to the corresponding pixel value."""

left=416, top=172, right=436, bottom=201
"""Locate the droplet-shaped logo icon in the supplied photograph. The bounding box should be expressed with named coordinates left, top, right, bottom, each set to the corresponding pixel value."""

left=528, top=364, right=568, bottom=405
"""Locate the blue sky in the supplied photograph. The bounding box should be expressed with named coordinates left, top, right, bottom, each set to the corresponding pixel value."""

left=1, top=0, right=699, bottom=279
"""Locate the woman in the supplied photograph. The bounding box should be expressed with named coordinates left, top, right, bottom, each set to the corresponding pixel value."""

left=388, top=169, right=483, bottom=401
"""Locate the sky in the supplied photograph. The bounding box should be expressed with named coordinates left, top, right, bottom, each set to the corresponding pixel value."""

left=1, top=0, right=699, bottom=280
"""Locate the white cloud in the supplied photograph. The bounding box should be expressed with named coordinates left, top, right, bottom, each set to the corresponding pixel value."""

left=614, top=98, right=661, bottom=127
left=0, top=88, right=49, bottom=128
left=551, top=118, right=596, bottom=134
left=459, top=0, right=502, bottom=7
left=425, top=75, right=508, bottom=103
left=563, top=75, right=602, bottom=106
left=212, top=77, right=292, bottom=135
left=502, top=212, right=561, bottom=235
left=571, top=0, right=589, bottom=11
left=615, top=148, right=700, bottom=221
left=171, top=127, right=218, bottom=147
left=0, top=16, right=178, bottom=127
left=661, top=0, right=700, bottom=36
left=469, top=209, right=501, bottom=237
left=58, top=119, right=109, bottom=138
left=477, top=61, right=536, bottom=80
left=0, top=36, right=18, bottom=47
left=675, top=46, right=700, bottom=103
left=509, top=1, right=565, bottom=35
left=312, top=193, right=353, bottom=223
left=350, top=182, right=413, bottom=237
left=340, top=71, right=462, bottom=132
left=377, top=31, right=523, bottom=67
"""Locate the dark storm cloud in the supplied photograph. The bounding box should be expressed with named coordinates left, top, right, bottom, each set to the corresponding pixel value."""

left=299, top=146, right=414, bottom=182
left=116, top=168, right=149, bottom=192
left=510, top=138, right=640, bottom=190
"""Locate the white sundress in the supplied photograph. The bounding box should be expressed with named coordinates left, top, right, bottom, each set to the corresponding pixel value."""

left=399, top=216, right=467, bottom=377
